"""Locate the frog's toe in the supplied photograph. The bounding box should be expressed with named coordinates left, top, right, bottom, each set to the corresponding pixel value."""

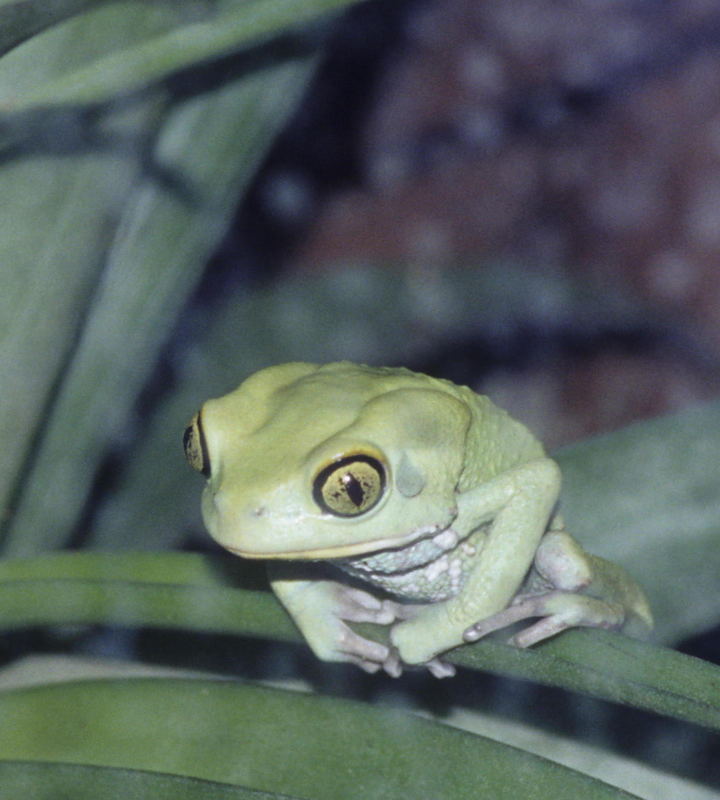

left=381, top=648, right=403, bottom=678
left=337, top=625, right=392, bottom=671
left=463, top=602, right=535, bottom=643
left=378, top=650, right=454, bottom=679
left=334, top=585, right=401, bottom=626
left=424, top=658, right=456, bottom=679
left=464, top=591, right=626, bottom=647
left=509, top=593, right=625, bottom=647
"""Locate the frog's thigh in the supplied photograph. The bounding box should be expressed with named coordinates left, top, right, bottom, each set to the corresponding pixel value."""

left=533, top=528, right=593, bottom=589
left=533, top=528, right=653, bottom=636
left=392, top=457, right=561, bottom=664
left=465, top=529, right=652, bottom=646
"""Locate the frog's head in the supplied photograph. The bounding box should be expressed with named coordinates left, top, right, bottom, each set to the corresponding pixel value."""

left=184, top=362, right=471, bottom=560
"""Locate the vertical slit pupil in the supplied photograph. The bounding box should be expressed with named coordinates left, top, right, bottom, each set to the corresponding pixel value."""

left=342, top=473, right=365, bottom=507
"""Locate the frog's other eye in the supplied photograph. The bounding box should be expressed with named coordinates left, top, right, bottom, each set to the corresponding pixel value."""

left=183, top=412, right=211, bottom=478
left=313, top=454, right=386, bottom=517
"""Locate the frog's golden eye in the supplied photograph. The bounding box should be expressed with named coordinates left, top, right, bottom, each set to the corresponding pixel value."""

left=183, top=412, right=210, bottom=478
left=313, top=455, right=386, bottom=517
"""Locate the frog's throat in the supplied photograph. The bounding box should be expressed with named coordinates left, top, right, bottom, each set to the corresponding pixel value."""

left=338, top=526, right=465, bottom=576
left=223, top=522, right=452, bottom=561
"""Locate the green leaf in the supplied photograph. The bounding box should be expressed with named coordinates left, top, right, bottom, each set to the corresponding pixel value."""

left=0, top=553, right=297, bottom=642
left=5, top=0, right=370, bottom=110
left=0, top=552, right=718, bottom=731
left=1, top=53, right=315, bottom=556
left=556, top=400, right=720, bottom=643
left=0, top=0, right=108, bottom=57
left=2, top=0, right=380, bottom=554
left=449, top=631, right=720, bottom=731
left=0, top=4, right=173, bottom=541
left=0, top=677, right=640, bottom=799
left=0, top=760, right=290, bottom=800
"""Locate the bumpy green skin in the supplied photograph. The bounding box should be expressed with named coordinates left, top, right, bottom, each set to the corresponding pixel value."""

left=192, top=362, right=653, bottom=677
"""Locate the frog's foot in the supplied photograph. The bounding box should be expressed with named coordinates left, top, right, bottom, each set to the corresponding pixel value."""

left=334, top=590, right=455, bottom=678
left=422, top=658, right=456, bottom=679
left=463, top=590, right=626, bottom=648
left=330, top=585, right=405, bottom=675
left=388, top=609, right=457, bottom=678
left=377, top=648, right=455, bottom=679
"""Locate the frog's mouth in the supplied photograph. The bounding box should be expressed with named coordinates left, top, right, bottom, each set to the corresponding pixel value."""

left=221, top=523, right=451, bottom=561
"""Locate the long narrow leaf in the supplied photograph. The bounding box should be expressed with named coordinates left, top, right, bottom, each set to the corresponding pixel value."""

left=449, top=631, right=720, bottom=730
left=0, top=552, right=718, bottom=730
left=2, top=55, right=315, bottom=556
left=0, top=4, right=170, bottom=532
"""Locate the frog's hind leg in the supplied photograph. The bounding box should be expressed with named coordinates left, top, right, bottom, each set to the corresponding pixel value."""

left=464, top=528, right=652, bottom=646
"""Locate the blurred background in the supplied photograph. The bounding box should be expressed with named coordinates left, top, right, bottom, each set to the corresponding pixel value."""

left=188, top=0, right=720, bottom=449
left=239, top=0, right=720, bottom=440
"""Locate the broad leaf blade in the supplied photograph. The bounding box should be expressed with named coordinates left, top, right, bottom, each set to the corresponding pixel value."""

left=556, top=400, right=720, bottom=643
left=0, top=677, right=640, bottom=799
left=2, top=54, right=315, bottom=556
left=1, top=0, right=380, bottom=554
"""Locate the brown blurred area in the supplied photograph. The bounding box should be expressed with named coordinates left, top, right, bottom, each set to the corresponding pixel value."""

left=293, top=0, right=720, bottom=447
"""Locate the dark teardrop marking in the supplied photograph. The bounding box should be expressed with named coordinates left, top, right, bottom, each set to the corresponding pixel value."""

left=342, top=472, right=366, bottom=507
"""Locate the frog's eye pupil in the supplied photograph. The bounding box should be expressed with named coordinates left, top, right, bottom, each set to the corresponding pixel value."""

left=183, top=412, right=211, bottom=478
left=342, top=473, right=366, bottom=508
left=313, top=455, right=386, bottom=517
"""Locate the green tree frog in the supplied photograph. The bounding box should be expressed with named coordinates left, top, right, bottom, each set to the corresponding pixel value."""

left=184, top=362, right=652, bottom=678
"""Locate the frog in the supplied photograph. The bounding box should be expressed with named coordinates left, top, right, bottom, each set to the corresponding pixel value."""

left=184, top=361, right=652, bottom=678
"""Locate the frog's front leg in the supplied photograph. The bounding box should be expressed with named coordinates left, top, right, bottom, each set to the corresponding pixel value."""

left=391, top=458, right=561, bottom=665
left=269, top=564, right=455, bottom=678
left=464, top=528, right=653, bottom=646
left=269, top=563, right=397, bottom=673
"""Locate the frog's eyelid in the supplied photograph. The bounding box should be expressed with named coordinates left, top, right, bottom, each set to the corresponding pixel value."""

left=197, top=413, right=211, bottom=477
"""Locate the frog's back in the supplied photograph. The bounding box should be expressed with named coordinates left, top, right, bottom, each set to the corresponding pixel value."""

left=420, top=373, right=546, bottom=490
left=315, top=363, right=545, bottom=465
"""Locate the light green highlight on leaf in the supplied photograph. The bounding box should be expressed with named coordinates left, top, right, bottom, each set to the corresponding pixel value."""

left=4, top=0, right=367, bottom=109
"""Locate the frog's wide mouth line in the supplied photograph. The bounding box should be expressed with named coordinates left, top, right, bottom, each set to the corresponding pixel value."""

left=220, top=524, right=446, bottom=561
